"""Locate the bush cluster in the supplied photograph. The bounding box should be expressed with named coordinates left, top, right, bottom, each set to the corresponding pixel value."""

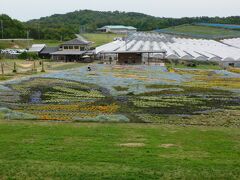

left=18, top=52, right=39, bottom=60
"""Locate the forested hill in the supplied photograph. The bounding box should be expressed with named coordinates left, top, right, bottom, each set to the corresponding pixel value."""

left=1, top=10, right=240, bottom=40
left=27, top=10, right=169, bottom=40
left=27, top=10, right=240, bottom=40
left=0, top=14, right=26, bottom=38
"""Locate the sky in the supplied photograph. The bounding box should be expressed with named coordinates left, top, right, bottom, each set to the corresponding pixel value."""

left=0, top=0, right=239, bottom=21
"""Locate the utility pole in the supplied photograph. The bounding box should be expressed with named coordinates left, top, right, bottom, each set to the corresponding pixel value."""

left=1, top=20, right=3, bottom=39
left=79, top=25, right=82, bottom=34
left=1, top=62, right=4, bottom=76
left=37, top=23, right=40, bottom=39
left=27, top=30, right=30, bottom=49
left=79, top=26, right=85, bottom=34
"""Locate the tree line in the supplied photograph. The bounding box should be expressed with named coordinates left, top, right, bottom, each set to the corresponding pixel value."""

left=1, top=10, right=240, bottom=40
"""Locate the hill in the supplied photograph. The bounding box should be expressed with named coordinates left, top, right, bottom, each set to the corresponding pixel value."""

left=0, top=14, right=26, bottom=39
left=26, top=10, right=240, bottom=40
left=26, top=10, right=165, bottom=40
left=158, top=24, right=240, bottom=39
left=1, top=10, right=240, bottom=41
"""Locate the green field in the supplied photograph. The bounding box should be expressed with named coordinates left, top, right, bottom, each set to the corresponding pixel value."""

left=32, top=40, right=62, bottom=47
left=0, top=34, right=120, bottom=49
left=0, top=120, right=239, bottom=179
left=0, top=40, right=31, bottom=49
left=82, top=33, right=124, bottom=47
left=0, top=39, right=62, bottom=49
left=163, top=24, right=240, bottom=39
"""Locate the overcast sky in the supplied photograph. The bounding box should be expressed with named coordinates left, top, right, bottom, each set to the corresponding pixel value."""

left=0, top=0, right=239, bottom=21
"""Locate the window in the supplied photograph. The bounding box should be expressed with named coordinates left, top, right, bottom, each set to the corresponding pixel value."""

left=69, top=46, right=73, bottom=49
left=229, top=63, right=235, bottom=67
left=74, top=46, right=79, bottom=49
left=80, top=46, right=85, bottom=51
left=64, top=46, right=69, bottom=50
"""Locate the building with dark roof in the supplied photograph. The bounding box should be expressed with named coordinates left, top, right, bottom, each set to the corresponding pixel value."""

left=61, top=38, right=91, bottom=46
left=51, top=38, right=94, bottom=62
left=39, top=47, right=59, bottom=59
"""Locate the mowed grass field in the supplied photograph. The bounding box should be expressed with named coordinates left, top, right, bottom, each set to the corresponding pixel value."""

left=0, top=34, right=121, bottom=49
left=163, top=24, right=240, bottom=39
left=0, top=39, right=62, bottom=49
left=82, top=33, right=125, bottom=47
left=0, top=120, right=239, bottom=179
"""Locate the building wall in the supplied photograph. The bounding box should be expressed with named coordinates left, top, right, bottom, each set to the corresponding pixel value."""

left=220, top=61, right=240, bottom=68
left=117, top=53, right=142, bottom=64
left=105, top=28, right=137, bottom=34
left=59, top=45, right=89, bottom=51
left=52, top=55, right=66, bottom=61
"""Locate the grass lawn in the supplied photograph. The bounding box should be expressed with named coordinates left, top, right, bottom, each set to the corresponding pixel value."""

left=0, top=39, right=61, bottom=49
left=0, top=40, right=32, bottom=49
left=0, top=34, right=119, bottom=49
left=32, top=39, right=62, bottom=47
left=82, top=33, right=124, bottom=47
left=163, top=24, right=240, bottom=39
left=0, top=120, right=239, bottom=179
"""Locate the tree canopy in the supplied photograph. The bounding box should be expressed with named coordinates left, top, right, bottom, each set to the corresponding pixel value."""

left=1, top=10, right=240, bottom=40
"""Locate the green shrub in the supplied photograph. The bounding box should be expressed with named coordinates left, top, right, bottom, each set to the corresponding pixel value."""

left=0, top=108, right=37, bottom=120
left=18, top=52, right=39, bottom=60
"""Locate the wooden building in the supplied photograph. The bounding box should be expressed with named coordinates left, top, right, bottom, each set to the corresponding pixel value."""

left=118, top=52, right=142, bottom=64
left=39, top=47, right=58, bottom=59
left=51, top=38, right=93, bottom=62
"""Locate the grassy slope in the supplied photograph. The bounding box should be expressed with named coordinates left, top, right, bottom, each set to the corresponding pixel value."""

left=0, top=120, right=239, bottom=179
left=0, top=40, right=61, bottom=49
left=0, top=40, right=31, bottom=49
left=0, top=33, right=119, bottom=49
left=164, top=24, right=240, bottom=38
left=32, top=40, right=62, bottom=47
left=82, top=33, right=124, bottom=47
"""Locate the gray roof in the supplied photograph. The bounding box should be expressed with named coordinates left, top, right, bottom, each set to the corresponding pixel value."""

left=28, top=44, right=46, bottom=52
left=51, top=50, right=86, bottom=55
left=40, top=47, right=58, bottom=54
left=100, top=50, right=166, bottom=54
left=98, top=25, right=137, bottom=30
left=62, top=38, right=91, bottom=45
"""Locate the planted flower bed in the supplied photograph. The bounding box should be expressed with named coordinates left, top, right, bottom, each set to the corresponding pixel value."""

left=0, top=64, right=239, bottom=126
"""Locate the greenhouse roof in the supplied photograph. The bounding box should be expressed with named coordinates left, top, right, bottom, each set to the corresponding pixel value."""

left=99, top=25, right=137, bottom=30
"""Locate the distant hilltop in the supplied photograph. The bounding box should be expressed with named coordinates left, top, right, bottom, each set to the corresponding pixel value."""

left=195, top=23, right=240, bottom=30
left=0, top=10, right=240, bottom=40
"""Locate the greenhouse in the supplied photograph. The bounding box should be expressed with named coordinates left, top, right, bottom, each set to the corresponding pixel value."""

left=96, top=32, right=240, bottom=66
left=221, top=38, right=240, bottom=48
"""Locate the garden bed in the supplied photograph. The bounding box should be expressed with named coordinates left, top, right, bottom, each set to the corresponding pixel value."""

left=0, top=65, right=239, bottom=125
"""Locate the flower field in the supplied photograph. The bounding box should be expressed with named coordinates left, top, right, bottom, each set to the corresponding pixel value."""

left=0, top=64, right=239, bottom=125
